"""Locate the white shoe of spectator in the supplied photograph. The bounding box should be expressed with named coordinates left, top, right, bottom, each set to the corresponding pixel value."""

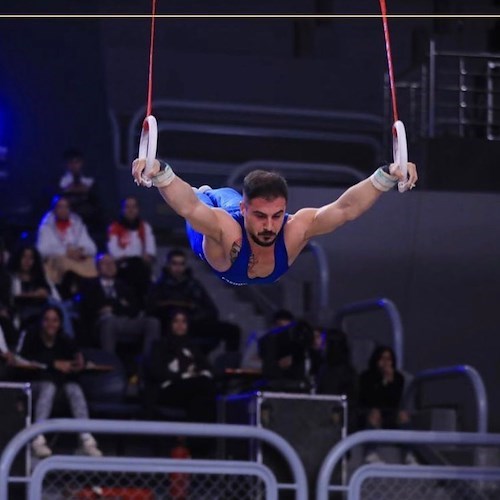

left=364, top=451, right=385, bottom=464
left=32, top=435, right=52, bottom=459
left=404, top=451, right=419, bottom=465
left=81, top=435, right=103, bottom=457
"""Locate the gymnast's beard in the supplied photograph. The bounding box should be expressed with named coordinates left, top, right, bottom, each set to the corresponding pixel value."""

left=249, top=232, right=277, bottom=247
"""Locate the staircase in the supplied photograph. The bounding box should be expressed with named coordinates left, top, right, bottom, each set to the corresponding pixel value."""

left=187, top=256, right=269, bottom=351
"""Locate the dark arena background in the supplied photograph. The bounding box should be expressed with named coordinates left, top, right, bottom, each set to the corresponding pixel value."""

left=1, top=1, right=500, bottom=499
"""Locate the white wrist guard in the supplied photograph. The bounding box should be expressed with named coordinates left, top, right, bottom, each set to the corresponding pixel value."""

left=151, top=160, right=176, bottom=188
left=369, top=166, right=398, bottom=192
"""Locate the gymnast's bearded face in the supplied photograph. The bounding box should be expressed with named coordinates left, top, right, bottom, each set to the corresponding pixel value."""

left=241, top=196, right=286, bottom=247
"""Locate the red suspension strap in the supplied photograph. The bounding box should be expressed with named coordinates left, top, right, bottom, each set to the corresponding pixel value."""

left=146, top=0, right=157, bottom=117
left=378, top=0, right=410, bottom=192
left=138, top=0, right=159, bottom=187
left=379, top=0, right=399, bottom=125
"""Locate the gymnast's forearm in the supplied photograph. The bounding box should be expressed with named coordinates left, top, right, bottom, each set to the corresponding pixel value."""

left=331, top=178, right=383, bottom=222
left=156, top=175, right=201, bottom=219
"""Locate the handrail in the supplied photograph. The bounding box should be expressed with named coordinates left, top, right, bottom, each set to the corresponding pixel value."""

left=316, top=429, right=500, bottom=500
left=305, top=240, right=330, bottom=322
left=350, top=464, right=500, bottom=499
left=29, top=456, right=278, bottom=500
left=226, top=160, right=366, bottom=188
left=126, top=99, right=383, bottom=164
left=0, top=419, right=308, bottom=500
left=333, top=297, right=404, bottom=368
left=402, top=364, right=488, bottom=433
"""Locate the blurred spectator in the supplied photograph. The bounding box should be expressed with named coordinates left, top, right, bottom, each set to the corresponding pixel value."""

left=359, top=345, right=415, bottom=463
left=272, top=309, right=295, bottom=327
left=58, top=148, right=101, bottom=227
left=107, top=196, right=156, bottom=305
left=36, top=195, right=97, bottom=294
left=316, top=328, right=358, bottom=430
left=78, top=253, right=160, bottom=369
left=143, top=309, right=216, bottom=424
left=241, top=309, right=294, bottom=371
left=258, top=317, right=316, bottom=392
left=18, top=306, right=102, bottom=458
left=8, top=245, right=50, bottom=329
left=148, top=249, right=240, bottom=353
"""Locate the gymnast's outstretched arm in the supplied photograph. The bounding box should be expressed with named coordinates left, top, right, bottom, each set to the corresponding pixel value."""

left=290, top=162, right=418, bottom=240
left=131, top=158, right=229, bottom=242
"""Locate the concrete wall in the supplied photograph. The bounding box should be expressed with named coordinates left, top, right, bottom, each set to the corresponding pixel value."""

left=282, top=186, right=500, bottom=430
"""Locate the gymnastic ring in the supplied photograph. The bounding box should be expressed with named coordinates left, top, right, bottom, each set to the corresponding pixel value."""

left=138, top=115, right=158, bottom=188
left=393, top=120, right=409, bottom=193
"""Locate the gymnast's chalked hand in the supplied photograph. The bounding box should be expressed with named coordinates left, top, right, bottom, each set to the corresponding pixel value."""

left=389, top=161, right=418, bottom=190
left=132, top=158, right=160, bottom=187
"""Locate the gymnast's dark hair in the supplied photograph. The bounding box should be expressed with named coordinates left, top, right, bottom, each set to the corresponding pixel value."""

left=243, top=170, right=288, bottom=202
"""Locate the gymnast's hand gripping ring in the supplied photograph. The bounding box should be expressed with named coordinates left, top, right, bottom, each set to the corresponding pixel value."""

left=138, top=115, right=158, bottom=188
left=392, top=120, right=409, bottom=193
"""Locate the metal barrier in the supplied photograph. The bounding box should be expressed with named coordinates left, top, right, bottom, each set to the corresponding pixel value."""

left=316, top=429, right=500, bottom=500
left=333, top=297, right=404, bottom=368
left=402, top=364, right=489, bottom=433
left=0, top=419, right=308, bottom=500
left=29, top=456, right=277, bottom=500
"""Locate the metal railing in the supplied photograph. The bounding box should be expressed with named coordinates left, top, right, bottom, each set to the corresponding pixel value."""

left=317, top=429, right=500, bottom=500
left=227, top=160, right=366, bottom=188
left=124, top=99, right=384, bottom=166
left=0, top=419, right=308, bottom=500
left=402, top=364, right=488, bottom=433
left=333, top=297, right=404, bottom=368
left=29, top=455, right=278, bottom=500
left=428, top=39, right=500, bottom=139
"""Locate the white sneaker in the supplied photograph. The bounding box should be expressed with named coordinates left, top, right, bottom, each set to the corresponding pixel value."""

left=198, top=185, right=212, bottom=193
left=365, top=451, right=385, bottom=464
left=32, top=435, right=52, bottom=459
left=81, top=436, right=103, bottom=457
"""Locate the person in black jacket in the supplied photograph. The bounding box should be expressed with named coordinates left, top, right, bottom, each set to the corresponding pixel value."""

left=78, top=253, right=160, bottom=359
left=148, top=249, right=240, bottom=353
left=143, top=309, right=216, bottom=424
left=359, top=345, right=415, bottom=464
left=18, top=305, right=101, bottom=458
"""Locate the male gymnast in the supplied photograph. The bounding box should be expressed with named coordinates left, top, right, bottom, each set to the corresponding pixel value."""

left=132, top=159, right=418, bottom=286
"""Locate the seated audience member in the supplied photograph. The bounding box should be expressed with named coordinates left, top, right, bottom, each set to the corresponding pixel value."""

left=58, top=148, right=101, bottom=227
left=241, top=309, right=294, bottom=371
left=258, top=317, right=317, bottom=392
left=36, top=195, right=98, bottom=293
left=9, top=245, right=76, bottom=337
left=79, top=253, right=160, bottom=365
left=148, top=249, right=240, bottom=353
left=8, top=245, right=50, bottom=329
left=316, top=328, right=358, bottom=430
left=143, top=309, right=217, bottom=424
left=18, top=306, right=102, bottom=458
left=359, top=345, right=415, bottom=464
left=107, top=196, right=156, bottom=304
